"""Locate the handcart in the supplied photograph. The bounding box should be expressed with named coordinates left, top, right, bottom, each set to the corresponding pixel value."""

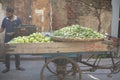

left=2, top=37, right=120, bottom=80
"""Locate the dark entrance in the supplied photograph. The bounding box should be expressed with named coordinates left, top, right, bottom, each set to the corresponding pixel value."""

left=118, top=6, right=120, bottom=38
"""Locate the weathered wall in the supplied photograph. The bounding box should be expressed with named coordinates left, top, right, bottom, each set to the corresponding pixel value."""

left=52, top=0, right=112, bottom=34
left=0, top=0, right=51, bottom=32
left=13, top=0, right=51, bottom=32
left=13, top=0, right=29, bottom=24
left=51, top=0, right=68, bottom=30
left=0, top=0, right=112, bottom=34
left=31, top=0, right=51, bottom=32
left=0, top=3, right=5, bottom=43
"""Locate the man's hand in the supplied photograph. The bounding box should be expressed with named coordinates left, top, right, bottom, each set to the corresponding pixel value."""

left=0, top=27, right=4, bottom=33
left=6, top=32, right=15, bottom=36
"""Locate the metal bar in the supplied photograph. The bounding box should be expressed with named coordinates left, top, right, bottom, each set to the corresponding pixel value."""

left=86, top=54, right=95, bottom=62
left=80, top=61, right=112, bottom=69
left=109, top=51, right=116, bottom=71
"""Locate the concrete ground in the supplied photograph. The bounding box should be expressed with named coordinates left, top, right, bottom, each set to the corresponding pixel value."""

left=0, top=55, right=120, bottom=80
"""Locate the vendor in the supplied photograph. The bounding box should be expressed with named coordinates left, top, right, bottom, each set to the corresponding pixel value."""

left=0, top=6, right=25, bottom=73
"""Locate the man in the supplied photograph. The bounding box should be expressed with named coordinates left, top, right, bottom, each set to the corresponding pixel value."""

left=0, top=7, right=25, bottom=73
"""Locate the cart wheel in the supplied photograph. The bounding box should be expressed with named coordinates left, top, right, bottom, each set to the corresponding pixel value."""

left=45, top=57, right=57, bottom=75
left=45, top=57, right=77, bottom=75
left=40, top=56, right=82, bottom=80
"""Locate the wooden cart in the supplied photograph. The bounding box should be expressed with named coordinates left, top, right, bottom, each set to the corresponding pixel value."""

left=2, top=40, right=120, bottom=80
left=0, top=43, right=5, bottom=62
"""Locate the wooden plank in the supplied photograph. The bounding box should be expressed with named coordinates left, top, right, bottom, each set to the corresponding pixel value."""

left=5, top=41, right=109, bottom=54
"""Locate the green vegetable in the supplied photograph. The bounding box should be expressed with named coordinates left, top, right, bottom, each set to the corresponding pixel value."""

left=53, top=24, right=104, bottom=39
left=8, top=32, right=52, bottom=43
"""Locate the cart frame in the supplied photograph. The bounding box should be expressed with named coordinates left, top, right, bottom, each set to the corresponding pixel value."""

left=0, top=40, right=120, bottom=80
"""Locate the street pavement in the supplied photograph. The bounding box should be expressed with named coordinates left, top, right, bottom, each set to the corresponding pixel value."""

left=0, top=56, right=120, bottom=80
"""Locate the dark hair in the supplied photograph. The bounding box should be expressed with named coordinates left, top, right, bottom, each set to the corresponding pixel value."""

left=6, top=7, right=14, bottom=13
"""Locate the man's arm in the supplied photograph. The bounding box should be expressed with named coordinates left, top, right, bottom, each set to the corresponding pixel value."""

left=0, top=27, right=4, bottom=33
left=0, top=18, right=6, bottom=33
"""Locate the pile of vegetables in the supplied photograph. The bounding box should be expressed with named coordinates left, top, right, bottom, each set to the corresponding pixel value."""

left=53, top=24, right=104, bottom=39
left=8, top=32, right=52, bottom=43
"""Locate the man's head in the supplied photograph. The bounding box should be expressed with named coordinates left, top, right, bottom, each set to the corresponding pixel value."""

left=6, top=7, right=14, bottom=19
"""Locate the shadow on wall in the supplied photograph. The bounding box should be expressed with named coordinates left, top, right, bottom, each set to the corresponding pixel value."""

left=0, top=3, right=5, bottom=43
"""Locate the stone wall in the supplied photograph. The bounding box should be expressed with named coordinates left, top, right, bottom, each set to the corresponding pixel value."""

left=52, top=0, right=112, bottom=34
left=0, top=0, right=112, bottom=34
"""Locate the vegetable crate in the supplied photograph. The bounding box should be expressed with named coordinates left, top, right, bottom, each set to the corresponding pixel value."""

left=13, top=24, right=36, bottom=37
